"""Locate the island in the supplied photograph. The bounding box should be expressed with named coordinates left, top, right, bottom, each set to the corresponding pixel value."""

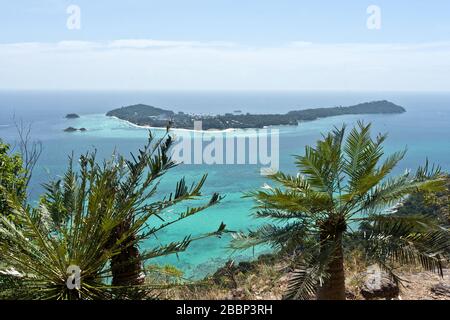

left=64, top=127, right=87, bottom=132
left=65, top=113, right=80, bottom=119
left=106, top=100, right=405, bottom=130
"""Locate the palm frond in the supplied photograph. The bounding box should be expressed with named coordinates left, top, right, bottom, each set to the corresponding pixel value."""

left=249, top=187, right=333, bottom=217
left=266, top=171, right=311, bottom=191
left=361, top=170, right=446, bottom=213
left=230, top=222, right=311, bottom=251
left=355, top=214, right=450, bottom=277
left=343, top=122, right=386, bottom=190
left=283, top=241, right=336, bottom=300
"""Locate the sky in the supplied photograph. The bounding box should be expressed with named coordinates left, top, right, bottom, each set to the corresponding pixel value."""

left=1, top=0, right=450, bottom=91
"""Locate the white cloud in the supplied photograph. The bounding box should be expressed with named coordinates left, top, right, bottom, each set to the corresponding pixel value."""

left=1, top=40, right=450, bottom=91
left=108, top=39, right=236, bottom=49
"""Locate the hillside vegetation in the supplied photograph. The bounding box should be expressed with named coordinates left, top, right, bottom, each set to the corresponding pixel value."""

left=107, top=100, right=406, bottom=130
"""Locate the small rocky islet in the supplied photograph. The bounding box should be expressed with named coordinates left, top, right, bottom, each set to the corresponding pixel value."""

left=64, top=127, right=87, bottom=132
left=63, top=113, right=87, bottom=132
left=65, top=113, right=80, bottom=119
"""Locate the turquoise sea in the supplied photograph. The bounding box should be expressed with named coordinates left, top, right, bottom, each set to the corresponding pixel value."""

left=1, top=91, right=449, bottom=278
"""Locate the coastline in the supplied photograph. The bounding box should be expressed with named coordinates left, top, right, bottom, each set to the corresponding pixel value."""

left=110, top=115, right=242, bottom=133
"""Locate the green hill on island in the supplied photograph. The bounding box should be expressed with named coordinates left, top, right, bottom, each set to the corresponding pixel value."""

left=106, top=100, right=406, bottom=130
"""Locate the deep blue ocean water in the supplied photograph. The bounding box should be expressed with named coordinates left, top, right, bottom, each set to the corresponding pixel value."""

left=1, top=90, right=449, bottom=278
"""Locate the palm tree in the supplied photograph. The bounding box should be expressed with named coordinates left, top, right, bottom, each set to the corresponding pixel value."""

left=0, top=132, right=225, bottom=299
left=232, top=122, right=449, bottom=300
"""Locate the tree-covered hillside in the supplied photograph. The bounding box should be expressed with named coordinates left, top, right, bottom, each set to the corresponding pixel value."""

left=106, top=100, right=406, bottom=130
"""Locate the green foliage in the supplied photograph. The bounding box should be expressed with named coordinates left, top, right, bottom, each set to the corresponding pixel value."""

left=396, top=175, right=450, bottom=226
left=145, top=264, right=185, bottom=285
left=232, top=122, right=450, bottom=300
left=353, top=214, right=449, bottom=282
left=0, top=140, right=27, bottom=218
left=0, top=132, right=224, bottom=299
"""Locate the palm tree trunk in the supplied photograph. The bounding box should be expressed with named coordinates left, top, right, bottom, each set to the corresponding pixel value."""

left=110, top=219, right=145, bottom=287
left=111, top=235, right=144, bottom=287
left=316, top=232, right=346, bottom=300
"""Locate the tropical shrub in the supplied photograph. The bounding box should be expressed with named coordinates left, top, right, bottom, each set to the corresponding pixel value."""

left=0, top=132, right=224, bottom=299
left=0, top=140, right=27, bottom=217
left=395, top=175, right=450, bottom=227
left=232, top=122, right=450, bottom=300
